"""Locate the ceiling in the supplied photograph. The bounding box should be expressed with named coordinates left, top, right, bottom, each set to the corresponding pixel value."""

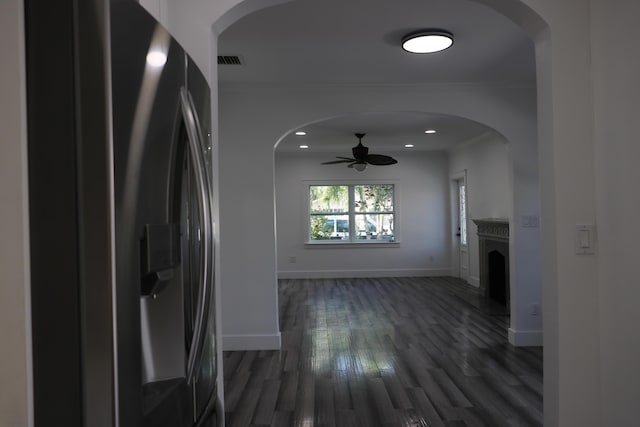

left=217, top=0, right=535, bottom=153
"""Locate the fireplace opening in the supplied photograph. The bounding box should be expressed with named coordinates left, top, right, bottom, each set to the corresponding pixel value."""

left=472, top=219, right=510, bottom=314
left=488, top=250, right=507, bottom=305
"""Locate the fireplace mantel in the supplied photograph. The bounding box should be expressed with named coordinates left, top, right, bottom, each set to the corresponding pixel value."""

left=473, top=218, right=509, bottom=240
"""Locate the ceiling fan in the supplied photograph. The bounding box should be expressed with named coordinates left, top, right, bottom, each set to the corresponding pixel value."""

left=321, top=133, right=398, bottom=171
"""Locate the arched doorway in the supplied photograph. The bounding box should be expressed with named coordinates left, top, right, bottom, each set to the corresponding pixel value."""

left=219, top=0, right=552, bottom=424
left=212, top=1, right=591, bottom=427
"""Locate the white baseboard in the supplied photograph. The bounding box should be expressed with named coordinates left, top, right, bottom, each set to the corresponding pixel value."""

left=222, top=333, right=281, bottom=351
left=508, top=328, right=543, bottom=347
left=467, top=275, right=480, bottom=288
left=278, top=268, right=451, bottom=279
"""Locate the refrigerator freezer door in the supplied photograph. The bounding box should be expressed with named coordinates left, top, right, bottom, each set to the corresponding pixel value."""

left=111, top=1, right=215, bottom=426
left=29, top=0, right=217, bottom=425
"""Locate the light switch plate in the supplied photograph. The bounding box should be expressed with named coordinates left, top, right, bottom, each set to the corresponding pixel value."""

left=575, top=224, right=595, bottom=254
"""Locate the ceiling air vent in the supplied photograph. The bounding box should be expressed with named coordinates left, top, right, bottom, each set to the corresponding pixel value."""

left=218, top=55, right=243, bottom=65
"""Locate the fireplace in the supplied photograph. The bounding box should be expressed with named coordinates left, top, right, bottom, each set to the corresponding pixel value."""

left=473, top=219, right=509, bottom=309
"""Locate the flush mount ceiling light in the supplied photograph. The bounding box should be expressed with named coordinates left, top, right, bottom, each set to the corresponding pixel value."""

left=402, top=30, right=453, bottom=54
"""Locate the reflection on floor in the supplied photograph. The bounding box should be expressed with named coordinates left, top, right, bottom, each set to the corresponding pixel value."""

left=223, top=277, right=542, bottom=426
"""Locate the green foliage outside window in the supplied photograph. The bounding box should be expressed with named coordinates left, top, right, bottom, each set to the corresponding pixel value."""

left=310, top=216, right=331, bottom=240
left=310, top=185, right=348, bottom=213
left=354, top=184, right=394, bottom=212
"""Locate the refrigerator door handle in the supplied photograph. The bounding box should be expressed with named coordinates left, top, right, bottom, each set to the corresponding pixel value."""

left=194, top=389, right=219, bottom=427
left=180, top=87, right=214, bottom=385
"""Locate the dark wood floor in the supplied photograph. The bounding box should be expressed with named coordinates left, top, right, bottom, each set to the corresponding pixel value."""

left=223, top=277, right=543, bottom=427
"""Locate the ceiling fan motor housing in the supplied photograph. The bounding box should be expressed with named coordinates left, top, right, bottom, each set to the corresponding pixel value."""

left=353, top=142, right=368, bottom=160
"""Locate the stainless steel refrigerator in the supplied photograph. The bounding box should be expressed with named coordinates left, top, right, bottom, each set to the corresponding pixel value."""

left=26, top=0, right=217, bottom=425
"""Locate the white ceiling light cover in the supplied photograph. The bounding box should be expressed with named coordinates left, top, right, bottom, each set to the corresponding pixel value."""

left=402, top=30, right=453, bottom=54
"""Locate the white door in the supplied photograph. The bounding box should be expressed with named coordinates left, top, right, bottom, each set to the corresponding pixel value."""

left=455, top=178, right=470, bottom=283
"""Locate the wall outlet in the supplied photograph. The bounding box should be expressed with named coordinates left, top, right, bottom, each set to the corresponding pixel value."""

left=289, top=256, right=297, bottom=263
left=530, top=303, right=540, bottom=316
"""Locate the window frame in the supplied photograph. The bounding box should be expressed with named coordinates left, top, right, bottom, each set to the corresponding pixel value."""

left=306, top=181, right=398, bottom=245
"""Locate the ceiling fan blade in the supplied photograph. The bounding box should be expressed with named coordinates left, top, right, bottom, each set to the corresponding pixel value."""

left=321, top=158, right=355, bottom=165
left=365, top=154, right=398, bottom=165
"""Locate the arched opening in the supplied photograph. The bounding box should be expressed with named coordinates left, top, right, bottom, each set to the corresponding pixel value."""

left=214, top=0, right=554, bottom=424
left=273, top=112, right=511, bottom=280
left=273, top=110, right=517, bottom=315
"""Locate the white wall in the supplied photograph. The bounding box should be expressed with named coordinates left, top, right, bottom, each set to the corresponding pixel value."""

left=449, top=133, right=511, bottom=287
left=275, top=150, right=451, bottom=278
left=523, top=2, right=599, bottom=425
left=590, top=1, right=640, bottom=425
left=0, top=0, right=32, bottom=426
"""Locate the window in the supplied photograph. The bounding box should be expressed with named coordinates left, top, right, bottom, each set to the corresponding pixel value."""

left=309, top=184, right=395, bottom=243
left=459, top=183, right=467, bottom=245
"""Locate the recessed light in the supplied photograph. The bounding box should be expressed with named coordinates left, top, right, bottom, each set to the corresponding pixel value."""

left=402, top=30, right=453, bottom=54
left=425, top=129, right=437, bottom=134
left=295, top=131, right=307, bottom=136
left=299, top=145, right=309, bottom=149
left=405, top=144, right=415, bottom=148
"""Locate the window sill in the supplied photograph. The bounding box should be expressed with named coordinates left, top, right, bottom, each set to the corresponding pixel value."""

left=305, top=240, right=400, bottom=248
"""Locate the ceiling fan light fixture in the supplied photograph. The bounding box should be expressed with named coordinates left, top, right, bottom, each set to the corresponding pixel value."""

left=353, top=162, right=367, bottom=172
left=402, top=30, right=453, bottom=54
